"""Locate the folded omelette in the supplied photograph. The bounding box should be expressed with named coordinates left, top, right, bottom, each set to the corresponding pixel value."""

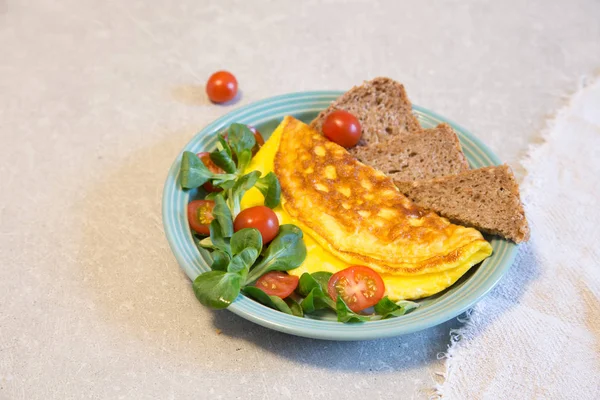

left=241, top=116, right=493, bottom=300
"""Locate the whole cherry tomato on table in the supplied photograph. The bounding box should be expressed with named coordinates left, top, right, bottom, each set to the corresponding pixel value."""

left=322, top=110, right=362, bottom=148
left=206, top=71, right=238, bottom=103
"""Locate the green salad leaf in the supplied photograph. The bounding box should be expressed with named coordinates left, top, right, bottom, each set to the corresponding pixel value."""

left=212, top=194, right=234, bottom=238
left=310, top=271, right=332, bottom=293
left=254, top=172, right=281, bottom=209
left=219, top=180, right=236, bottom=190
left=242, top=286, right=294, bottom=315
left=301, top=287, right=336, bottom=313
left=180, top=151, right=237, bottom=190
left=210, top=149, right=236, bottom=174
left=236, top=149, right=253, bottom=176
left=208, top=219, right=231, bottom=255
left=285, top=297, right=304, bottom=317
left=198, top=236, right=213, bottom=248
left=210, top=250, right=230, bottom=271
left=227, top=171, right=261, bottom=217
left=335, top=297, right=370, bottom=323
left=233, top=170, right=261, bottom=194
left=230, top=228, right=262, bottom=256
left=297, top=272, right=321, bottom=296
left=297, top=272, right=335, bottom=313
left=212, top=175, right=238, bottom=187
left=227, top=123, right=256, bottom=159
left=180, top=151, right=213, bottom=189
left=245, top=224, right=307, bottom=284
left=227, top=247, right=258, bottom=282
left=204, top=192, right=220, bottom=201
left=373, top=297, right=419, bottom=319
left=217, top=134, right=233, bottom=159
left=193, top=271, right=242, bottom=309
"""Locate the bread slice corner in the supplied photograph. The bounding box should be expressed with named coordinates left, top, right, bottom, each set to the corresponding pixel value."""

left=395, top=165, right=530, bottom=243
left=310, top=77, right=422, bottom=146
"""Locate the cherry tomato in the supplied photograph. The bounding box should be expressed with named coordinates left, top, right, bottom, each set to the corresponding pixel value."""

left=327, top=265, right=385, bottom=312
left=255, top=272, right=299, bottom=298
left=196, top=152, right=224, bottom=192
left=206, top=71, right=238, bottom=103
left=322, top=110, right=362, bottom=148
left=187, top=200, right=215, bottom=235
left=234, top=206, right=279, bottom=244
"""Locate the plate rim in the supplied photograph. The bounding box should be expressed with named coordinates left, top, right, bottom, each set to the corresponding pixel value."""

left=161, top=91, right=517, bottom=340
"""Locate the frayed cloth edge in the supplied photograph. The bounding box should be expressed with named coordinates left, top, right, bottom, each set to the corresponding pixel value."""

left=429, top=73, right=598, bottom=400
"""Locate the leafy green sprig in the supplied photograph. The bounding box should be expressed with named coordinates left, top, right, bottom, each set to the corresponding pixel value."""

left=193, top=219, right=307, bottom=309
left=180, top=123, right=280, bottom=217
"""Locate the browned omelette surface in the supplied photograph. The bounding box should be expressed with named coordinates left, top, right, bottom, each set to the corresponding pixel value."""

left=274, top=116, right=492, bottom=276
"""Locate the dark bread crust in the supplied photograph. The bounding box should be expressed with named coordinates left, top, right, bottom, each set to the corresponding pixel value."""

left=395, top=165, right=530, bottom=243
left=310, top=77, right=422, bottom=146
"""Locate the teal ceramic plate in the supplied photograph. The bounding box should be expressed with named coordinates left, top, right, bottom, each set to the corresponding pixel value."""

left=162, top=92, right=517, bottom=340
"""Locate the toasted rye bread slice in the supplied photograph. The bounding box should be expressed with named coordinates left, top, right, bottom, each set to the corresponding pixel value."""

left=395, top=165, right=530, bottom=243
left=310, top=77, right=422, bottom=146
left=352, top=123, right=470, bottom=181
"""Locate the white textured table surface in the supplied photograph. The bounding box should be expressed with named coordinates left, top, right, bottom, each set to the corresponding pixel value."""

left=1, top=1, right=599, bottom=399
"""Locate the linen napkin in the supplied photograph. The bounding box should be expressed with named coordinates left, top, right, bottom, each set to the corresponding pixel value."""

left=435, top=77, right=600, bottom=399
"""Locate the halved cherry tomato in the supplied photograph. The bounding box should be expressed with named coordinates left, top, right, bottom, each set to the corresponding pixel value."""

left=322, top=110, right=362, bottom=148
left=233, top=206, right=279, bottom=244
left=196, top=152, right=224, bottom=192
left=255, top=271, right=299, bottom=298
left=327, top=265, right=385, bottom=312
left=206, top=71, right=238, bottom=103
left=187, top=200, right=215, bottom=235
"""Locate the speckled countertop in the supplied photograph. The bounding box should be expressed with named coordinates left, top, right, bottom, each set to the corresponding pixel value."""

left=1, top=0, right=599, bottom=398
